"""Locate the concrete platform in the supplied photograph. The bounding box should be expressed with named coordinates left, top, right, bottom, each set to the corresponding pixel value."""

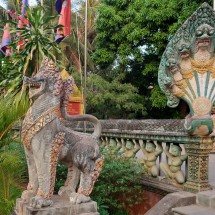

left=172, top=204, right=215, bottom=215
left=197, top=190, right=215, bottom=209
left=14, top=196, right=99, bottom=215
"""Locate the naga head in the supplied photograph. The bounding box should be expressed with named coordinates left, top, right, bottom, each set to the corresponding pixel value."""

left=178, top=42, right=190, bottom=59
left=23, top=57, right=74, bottom=104
left=195, top=24, right=215, bottom=51
left=165, top=58, right=179, bottom=74
left=165, top=48, right=179, bottom=75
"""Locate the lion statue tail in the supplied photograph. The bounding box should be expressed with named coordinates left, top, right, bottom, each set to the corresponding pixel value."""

left=61, top=106, right=101, bottom=139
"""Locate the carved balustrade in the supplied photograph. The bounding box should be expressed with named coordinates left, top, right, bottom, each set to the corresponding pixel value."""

left=64, top=119, right=214, bottom=193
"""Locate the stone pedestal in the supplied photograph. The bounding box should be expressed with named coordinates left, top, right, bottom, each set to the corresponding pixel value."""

left=183, top=137, right=213, bottom=193
left=14, top=195, right=99, bottom=215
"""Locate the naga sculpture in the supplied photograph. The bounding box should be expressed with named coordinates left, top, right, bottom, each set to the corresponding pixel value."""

left=140, top=140, right=163, bottom=177
left=21, top=57, right=104, bottom=208
left=160, top=144, right=187, bottom=186
left=158, top=3, right=215, bottom=136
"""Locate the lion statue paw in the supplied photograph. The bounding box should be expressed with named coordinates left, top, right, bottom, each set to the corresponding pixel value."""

left=58, top=186, right=74, bottom=198
left=30, top=196, right=53, bottom=209
left=21, top=190, right=34, bottom=203
left=70, top=192, right=91, bottom=204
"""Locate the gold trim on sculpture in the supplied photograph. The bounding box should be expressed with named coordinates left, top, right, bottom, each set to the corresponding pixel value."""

left=190, top=58, right=214, bottom=74
left=172, top=90, right=185, bottom=97
left=181, top=69, right=194, bottom=79
left=48, top=132, right=65, bottom=198
left=175, top=79, right=188, bottom=89
left=21, top=105, right=61, bottom=149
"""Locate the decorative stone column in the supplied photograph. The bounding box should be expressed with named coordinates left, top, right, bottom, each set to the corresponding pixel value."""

left=183, top=137, right=213, bottom=193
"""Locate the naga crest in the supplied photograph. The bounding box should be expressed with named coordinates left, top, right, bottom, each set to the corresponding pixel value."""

left=23, top=56, right=74, bottom=106
left=158, top=3, right=215, bottom=136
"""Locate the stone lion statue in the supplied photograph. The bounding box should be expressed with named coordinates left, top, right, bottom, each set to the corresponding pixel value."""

left=21, top=57, right=103, bottom=208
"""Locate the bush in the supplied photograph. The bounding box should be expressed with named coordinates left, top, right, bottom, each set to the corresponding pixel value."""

left=91, top=153, right=145, bottom=215
left=55, top=163, right=68, bottom=193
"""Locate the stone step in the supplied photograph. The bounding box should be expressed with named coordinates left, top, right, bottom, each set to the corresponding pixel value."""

left=15, top=196, right=99, bottom=215
left=145, top=191, right=196, bottom=215
left=172, top=204, right=215, bottom=215
left=196, top=190, right=215, bottom=209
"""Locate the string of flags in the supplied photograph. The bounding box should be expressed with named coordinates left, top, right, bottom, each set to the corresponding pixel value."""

left=0, top=0, right=71, bottom=57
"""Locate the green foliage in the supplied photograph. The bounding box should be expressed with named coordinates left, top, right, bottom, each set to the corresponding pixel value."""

left=0, top=142, right=26, bottom=215
left=93, top=0, right=212, bottom=118
left=55, top=163, right=68, bottom=193
left=150, top=86, right=167, bottom=109
left=0, top=91, right=29, bottom=214
left=91, top=154, right=145, bottom=215
left=0, top=92, right=30, bottom=142
left=0, top=55, right=21, bottom=91
left=0, top=91, right=28, bottom=215
left=86, top=73, right=146, bottom=119
left=8, top=6, right=61, bottom=75
left=0, top=6, right=62, bottom=92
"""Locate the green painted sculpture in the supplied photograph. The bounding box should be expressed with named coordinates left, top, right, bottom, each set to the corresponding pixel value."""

left=160, top=144, right=187, bottom=185
left=158, top=3, right=215, bottom=136
left=140, top=140, right=163, bottom=177
left=106, top=138, right=122, bottom=155
left=121, top=139, right=140, bottom=158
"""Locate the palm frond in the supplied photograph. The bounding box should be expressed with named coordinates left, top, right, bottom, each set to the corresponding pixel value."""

left=0, top=92, right=30, bottom=142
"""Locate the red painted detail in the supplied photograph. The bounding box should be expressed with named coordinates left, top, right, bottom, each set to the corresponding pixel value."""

left=67, top=102, right=82, bottom=115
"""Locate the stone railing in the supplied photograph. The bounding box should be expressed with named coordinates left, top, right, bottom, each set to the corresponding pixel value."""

left=64, top=119, right=214, bottom=193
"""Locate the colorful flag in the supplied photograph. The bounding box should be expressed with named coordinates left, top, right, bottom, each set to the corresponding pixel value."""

left=55, top=0, right=64, bottom=14
left=17, top=0, right=29, bottom=50
left=9, top=9, right=16, bottom=19
left=55, top=0, right=71, bottom=43
left=21, top=0, right=29, bottom=26
left=17, top=15, right=25, bottom=49
left=0, top=23, right=11, bottom=57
